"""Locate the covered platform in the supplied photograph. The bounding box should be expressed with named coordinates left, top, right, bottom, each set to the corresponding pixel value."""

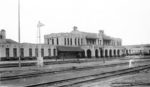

left=57, top=46, right=85, bottom=58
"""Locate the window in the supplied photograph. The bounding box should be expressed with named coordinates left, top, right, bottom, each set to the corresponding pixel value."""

left=29, top=48, right=32, bottom=57
left=67, top=38, right=69, bottom=45
left=75, top=38, right=77, bottom=45
left=57, top=38, right=59, bottom=45
left=70, top=38, right=72, bottom=45
left=48, top=49, right=51, bottom=56
left=53, top=49, right=56, bottom=56
left=0, top=35, right=2, bottom=39
left=13, top=48, right=17, bottom=57
left=78, top=38, right=80, bottom=45
left=6, top=48, right=9, bottom=57
left=52, top=38, right=54, bottom=45
left=64, top=38, right=66, bottom=45
left=47, top=39, right=49, bottom=44
left=126, top=50, right=128, bottom=54
left=20, top=48, right=24, bottom=57
left=35, top=48, right=38, bottom=57
left=41, top=48, right=44, bottom=57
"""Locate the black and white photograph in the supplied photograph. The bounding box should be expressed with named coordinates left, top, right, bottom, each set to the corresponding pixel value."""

left=0, top=0, right=150, bottom=87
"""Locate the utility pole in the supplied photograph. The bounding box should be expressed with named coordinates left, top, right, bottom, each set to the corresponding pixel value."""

left=18, top=0, right=21, bottom=67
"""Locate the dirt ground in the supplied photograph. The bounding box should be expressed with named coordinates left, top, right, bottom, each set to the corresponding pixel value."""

left=80, top=68, right=150, bottom=87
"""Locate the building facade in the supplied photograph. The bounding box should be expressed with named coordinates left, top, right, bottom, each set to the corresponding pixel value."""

left=44, top=26, right=124, bottom=58
left=0, top=27, right=124, bottom=60
left=1, top=27, right=150, bottom=61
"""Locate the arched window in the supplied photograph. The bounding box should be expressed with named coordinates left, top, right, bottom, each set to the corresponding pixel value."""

left=87, top=49, right=91, bottom=58
left=105, top=49, right=108, bottom=57
left=95, top=49, right=99, bottom=58
left=78, top=38, right=80, bottom=45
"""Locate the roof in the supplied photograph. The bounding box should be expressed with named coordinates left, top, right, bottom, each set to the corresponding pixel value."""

left=6, top=39, right=18, bottom=44
left=0, top=39, right=18, bottom=44
left=124, top=44, right=150, bottom=48
left=57, top=46, right=84, bottom=52
left=103, top=35, right=112, bottom=40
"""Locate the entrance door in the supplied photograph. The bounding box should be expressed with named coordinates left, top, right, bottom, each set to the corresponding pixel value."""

left=87, top=49, right=91, bottom=58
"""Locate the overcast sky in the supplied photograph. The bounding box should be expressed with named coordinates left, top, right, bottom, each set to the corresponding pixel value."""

left=0, top=0, right=150, bottom=45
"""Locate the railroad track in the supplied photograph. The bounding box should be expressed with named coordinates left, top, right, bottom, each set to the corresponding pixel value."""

left=26, top=64, right=150, bottom=87
left=0, top=60, right=150, bottom=81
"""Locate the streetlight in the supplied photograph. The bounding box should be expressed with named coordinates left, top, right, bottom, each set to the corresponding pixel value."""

left=18, top=0, right=21, bottom=67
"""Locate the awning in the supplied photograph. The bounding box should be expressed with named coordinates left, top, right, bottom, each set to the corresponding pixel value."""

left=57, top=46, right=84, bottom=52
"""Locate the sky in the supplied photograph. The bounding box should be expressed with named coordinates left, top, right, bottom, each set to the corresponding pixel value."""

left=0, top=0, right=150, bottom=45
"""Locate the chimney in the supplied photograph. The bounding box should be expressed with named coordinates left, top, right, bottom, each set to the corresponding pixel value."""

left=73, top=26, right=78, bottom=31
left=1, top=29, right=6, bottom=39
left=99, top=30, right=104, bottom=35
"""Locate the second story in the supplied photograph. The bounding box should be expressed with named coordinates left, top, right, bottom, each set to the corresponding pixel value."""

left=44, top=26, right=122, bottom=47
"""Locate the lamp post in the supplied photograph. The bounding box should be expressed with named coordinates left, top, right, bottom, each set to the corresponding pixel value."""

left=18, top=0, right=21, bottom=67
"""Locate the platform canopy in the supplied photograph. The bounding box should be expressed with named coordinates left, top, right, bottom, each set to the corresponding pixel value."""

left=57, top=46, right=84, bottom=52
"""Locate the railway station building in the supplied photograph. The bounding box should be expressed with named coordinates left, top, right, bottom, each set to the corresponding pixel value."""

left=0, top=27, right=150, bottom=61
left=44, top=26, right=124, bottom=58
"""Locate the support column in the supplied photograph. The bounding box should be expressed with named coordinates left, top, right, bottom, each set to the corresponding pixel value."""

left=103, top=49, right=105, bottom=57
left=112, top=49, right=114, bottom=57
left=98, top=49, right=100, bottom=58
left=84, top=49, right=87, bottom=58
left=51, top=48, right=54, bottom=56
left=44, top=48, right=48, bottom=57
left=108, top=49, right=110, bottom=57
left=72, top=37, right=75, bottom=46
left=76, top=38, right=78, bottom=46
left=91, top=49, right=95, bottom=58
left=120, top=50, right=123, bottom=56
left=32, top=47, right=35, bottom=57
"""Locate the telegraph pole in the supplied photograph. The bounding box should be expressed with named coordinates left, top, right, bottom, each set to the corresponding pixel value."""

left=18, top=0, right=21, bottom=67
